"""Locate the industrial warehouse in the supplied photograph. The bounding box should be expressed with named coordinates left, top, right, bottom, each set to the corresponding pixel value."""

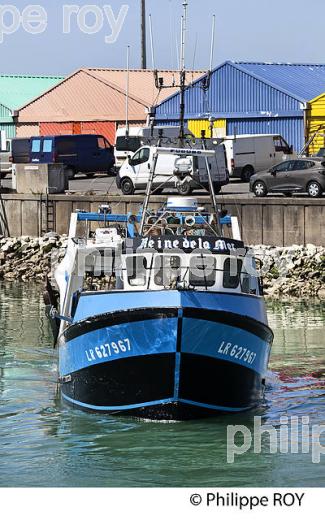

left=153, top=60, right=325, bottom=154
left=13, top=68, right=204, bottom=141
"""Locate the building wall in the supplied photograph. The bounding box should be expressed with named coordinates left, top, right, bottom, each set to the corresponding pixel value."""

left=16, top=120, right=142, bottom=143
left=227, top=117, right=304, bottom=153
left=0, top=103, right=15, bottom=138
left=40, top=122, right=73, bottom=135
left=39, top=121, right=116, bottom=143
left=81, top=122, right=116, bottom=143
left=0, top=123, right=15, bottom=139
left=16, top=123, right=40, bottom=137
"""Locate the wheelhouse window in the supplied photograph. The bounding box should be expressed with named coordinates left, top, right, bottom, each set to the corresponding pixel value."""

left=154, top=255, right=181, bottom=287
left=189, top=255, right=216, bottom=287
left=223, top=258, right=243, bottom=289
left=126, top=256, right=148, bottom=287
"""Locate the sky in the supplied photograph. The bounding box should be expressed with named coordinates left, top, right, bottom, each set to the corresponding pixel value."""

left=1, top=0, right=325, bottom=75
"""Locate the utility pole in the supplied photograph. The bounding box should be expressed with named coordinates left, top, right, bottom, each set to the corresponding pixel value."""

left=141, top=0, right=147, bottom=69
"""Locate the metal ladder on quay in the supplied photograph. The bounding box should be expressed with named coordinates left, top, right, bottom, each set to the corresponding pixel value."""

left=0, top=191, right=9, bottom=237
left=40, top=193, right=56, bottom=235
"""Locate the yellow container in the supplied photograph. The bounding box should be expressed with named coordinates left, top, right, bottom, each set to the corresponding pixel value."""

left=306, top=93, right=325, bottom=154
left=188, top=119, right=226, bottom=138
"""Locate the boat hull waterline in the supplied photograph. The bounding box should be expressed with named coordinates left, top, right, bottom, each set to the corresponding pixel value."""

left=59, top=302, right=272, bottom=420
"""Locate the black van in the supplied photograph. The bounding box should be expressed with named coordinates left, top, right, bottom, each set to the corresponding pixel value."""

left=29, top=134, right=115, bottom=178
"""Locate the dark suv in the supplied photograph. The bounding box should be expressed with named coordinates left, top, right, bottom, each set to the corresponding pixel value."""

left=250, top=158, right=325, bottom=198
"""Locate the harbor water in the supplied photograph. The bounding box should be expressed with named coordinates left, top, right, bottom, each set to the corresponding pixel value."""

left=0, top=282, right=324, bottom=487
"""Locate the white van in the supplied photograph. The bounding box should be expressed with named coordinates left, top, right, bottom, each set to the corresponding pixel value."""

left=115, top=126, right=193, bottom=169
left=220, top=134, right=295, bottom=181
left=116, top=144, right=229, bottom=195
left=115, top=127, right=143, bottom=169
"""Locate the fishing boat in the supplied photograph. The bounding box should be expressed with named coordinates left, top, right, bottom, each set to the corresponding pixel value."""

left=45, top=145, right=273, bottom=420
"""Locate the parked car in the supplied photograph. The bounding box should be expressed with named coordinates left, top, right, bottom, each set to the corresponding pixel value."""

left=249, top=158, right=325, bottom=198
left=221, top=134, right=295, bottom=181
left=116, top=144, right=229, bottom=195
left=0, top=137, right=12, bottom=179
left=29, top=134, right=115, bottom=178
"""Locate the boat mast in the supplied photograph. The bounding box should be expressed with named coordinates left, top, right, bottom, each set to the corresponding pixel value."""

left=179, top=0, right=188, bottom=146
left=152, top=0, right=188, bottom=147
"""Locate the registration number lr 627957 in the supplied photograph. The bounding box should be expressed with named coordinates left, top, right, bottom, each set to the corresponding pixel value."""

left=85, top=338, right=131, bottom=362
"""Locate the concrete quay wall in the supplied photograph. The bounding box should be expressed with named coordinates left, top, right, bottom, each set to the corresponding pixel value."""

left=0, top=193, right=324, bottom=246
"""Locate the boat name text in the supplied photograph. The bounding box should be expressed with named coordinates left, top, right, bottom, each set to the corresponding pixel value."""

left=137, top=237, right=238, bottom=252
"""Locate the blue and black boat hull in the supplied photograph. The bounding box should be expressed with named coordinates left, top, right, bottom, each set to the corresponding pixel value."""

left=58, top=292, right=273, bottom=420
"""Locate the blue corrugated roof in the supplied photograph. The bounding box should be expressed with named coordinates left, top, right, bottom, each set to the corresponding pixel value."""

left=233, top=62, right=325, bottom=102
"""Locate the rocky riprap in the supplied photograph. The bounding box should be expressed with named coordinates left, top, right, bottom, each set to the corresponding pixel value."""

left=0, top=233, right=67, bottom=282
left=254, top=244, right=325, bottom=299
left=0, top=235, right=324, bottom=298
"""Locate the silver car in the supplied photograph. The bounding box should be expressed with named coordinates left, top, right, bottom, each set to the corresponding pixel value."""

left=249, top=158, right=325, bottom=198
